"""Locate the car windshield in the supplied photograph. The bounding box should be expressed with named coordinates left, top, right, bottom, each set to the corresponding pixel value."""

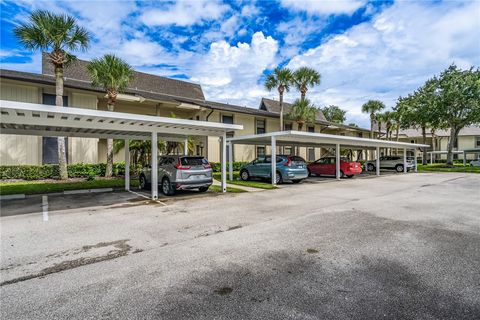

left=180, top=157, right=208, bottom=166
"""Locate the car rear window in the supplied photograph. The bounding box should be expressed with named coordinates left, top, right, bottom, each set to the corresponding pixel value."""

left=180, top=157, right=208, bottom=166
left=289, top=156, right=306, bottom=163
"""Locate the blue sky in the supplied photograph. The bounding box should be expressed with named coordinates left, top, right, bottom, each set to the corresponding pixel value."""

left=1, top=0, right=479, bottom=127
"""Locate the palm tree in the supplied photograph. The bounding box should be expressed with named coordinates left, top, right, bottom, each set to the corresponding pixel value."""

left=287, top=98, right=317, bottom=131
left=265, top=67, right=293, bottom=130
left=14, top=10, right=90, bottom=180
left=383, top=111, right=394, bottom=140
left=87, top=54, right=134, bottom=177
left=293, top=67, right=321, bottom=101
left=375, top=112, right=384, bottom=139
left=361, top=100, right=385, bottom=139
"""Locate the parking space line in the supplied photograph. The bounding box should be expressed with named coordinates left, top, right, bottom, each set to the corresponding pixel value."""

left=128, top=190, right=167, bottom=206
left=42, top=195, right=49, bottom=222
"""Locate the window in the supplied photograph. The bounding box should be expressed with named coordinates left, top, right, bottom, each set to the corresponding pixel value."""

left=222, top=115, right=234, bottom=138
left=357, top=132, right=363, bottom=138
left=307, top=126, right=315, bottom=133
left=256, top=146, right=265, bottom=156
left=284, top=123, right=292, bottom=131
left=256, top=119, right=266, bottom=134
left=42, top=93, right=68, bottom=164
left=476, top=137, right=480, bottom=148
left=284, top=146, right=292, bottom=155
left=308, top=148, right=315, bottom=162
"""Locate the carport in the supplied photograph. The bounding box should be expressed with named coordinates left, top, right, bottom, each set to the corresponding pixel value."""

left=0, top=100, right=242, bottom=199
left=227, top=131, right=429, bottom=185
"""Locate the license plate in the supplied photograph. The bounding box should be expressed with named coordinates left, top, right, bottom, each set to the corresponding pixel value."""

left=192, top=175, right=204, bottom=179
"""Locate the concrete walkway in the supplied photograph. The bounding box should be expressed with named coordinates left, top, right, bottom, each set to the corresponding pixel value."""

left=212, top=179, right=265, bottom=192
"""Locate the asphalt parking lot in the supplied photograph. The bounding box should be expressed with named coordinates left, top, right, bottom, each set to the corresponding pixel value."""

left=1, top=172, right=479, bottom=319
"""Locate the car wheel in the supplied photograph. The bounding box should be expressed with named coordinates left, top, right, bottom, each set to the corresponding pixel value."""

left=275, top=171, right=283, bottom=184
left=161, top=177, right=175, bottom=196
left=292, top=179, right=302, bottom=184
left=395, top=164, right=404, bottom=172
left=139, top=174, right=150, bottom=190
left=346, top=175, right=354, bottom=178
left=240, top=170, right=250, bottom=181
left=367, top=163, right=374, bottom=172
left=198, top=186, right=209, bottom=192
left=340, top=170, right=346, bottom=178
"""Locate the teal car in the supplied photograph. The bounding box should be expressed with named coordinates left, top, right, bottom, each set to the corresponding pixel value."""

left=240, top=155, right=309, bottom=184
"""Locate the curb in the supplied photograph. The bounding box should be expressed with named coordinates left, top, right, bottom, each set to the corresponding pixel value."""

left=1, top=187, right=115, bottom=200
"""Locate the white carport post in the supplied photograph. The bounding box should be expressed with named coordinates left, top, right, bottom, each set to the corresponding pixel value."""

left=184, top=137, right=188, bottom=155
left=463, top=151, right=466, bottom=166
left=228, top=142, right=233, bottom=181
left=271, top=135, right=276, bottom=185
left=414, top=149, right=418, bottom=172
left=335, top=144, right=341, bottom=180
left=430, top=152, right=433, bottom=164
left=403, top=148, right=407, bottom=173
left=221, top=132, right=227, bottom=193
left=151, top=132, right=158, bottom=199
left=376, top=147, right=380, bottom=176
left=124, top=139, right=130, bottom=191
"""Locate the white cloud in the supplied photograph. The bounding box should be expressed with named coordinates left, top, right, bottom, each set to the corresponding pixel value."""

left=190, top=32, right=279, bottom=104
left=285, top=1, right=480, bottom=127
left=281, top=0, right=366, bottom=15
left=141, top=0, right=229, bottom=27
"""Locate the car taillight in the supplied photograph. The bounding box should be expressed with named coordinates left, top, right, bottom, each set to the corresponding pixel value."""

left=203, top=163, right=211, bottom=169
left=175, top=163, right=191, bottom=170
left=284, top=158, right=292, bottom=167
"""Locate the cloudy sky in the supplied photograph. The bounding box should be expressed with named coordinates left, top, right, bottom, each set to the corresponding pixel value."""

left=1, top=0, right=479, bottom=127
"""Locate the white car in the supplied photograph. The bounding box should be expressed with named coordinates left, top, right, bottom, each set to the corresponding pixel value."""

left=470, top=156, right=480, bottom=167
left=365, top=156, right=415, bottom=173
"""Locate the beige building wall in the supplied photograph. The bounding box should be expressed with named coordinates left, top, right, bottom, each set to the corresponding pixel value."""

left=0, top=82, right=42, bottom=165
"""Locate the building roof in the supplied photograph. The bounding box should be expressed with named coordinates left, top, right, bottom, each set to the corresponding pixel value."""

left=41, top=53, right=205, bottom=101
left=398, top=126, right=480, bottom=138
left=260, top=97, right=327, bottom=122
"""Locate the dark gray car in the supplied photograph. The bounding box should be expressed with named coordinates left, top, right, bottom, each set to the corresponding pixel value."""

left=139, top=156, right=213, bottom=195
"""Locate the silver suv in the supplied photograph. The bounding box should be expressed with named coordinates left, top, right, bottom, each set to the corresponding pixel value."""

left=365, top=156, right=415, bottom=172
left=139, top=156, right=213, bottom=195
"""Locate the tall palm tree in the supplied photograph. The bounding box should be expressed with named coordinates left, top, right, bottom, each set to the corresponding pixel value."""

left=293, top=67, right=321, bottom=101
left=383, top=111, right=394, bottom=140
left=375, top=112, right=384, bottom=139
left=287, top=98, right=317, bottom=131
left=265, top=67, right=293, bottom=130
left=14, top=10, right=90, bottom=180
left=361, top=100, right=385, bottom=139
left=87, top=54, right=134, bottom=177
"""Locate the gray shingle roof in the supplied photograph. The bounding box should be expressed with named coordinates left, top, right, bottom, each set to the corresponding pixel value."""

left=41, top=53, right=205, bottom=100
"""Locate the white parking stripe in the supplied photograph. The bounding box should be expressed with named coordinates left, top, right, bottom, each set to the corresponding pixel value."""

left=42, top=196, right=49, bottom=222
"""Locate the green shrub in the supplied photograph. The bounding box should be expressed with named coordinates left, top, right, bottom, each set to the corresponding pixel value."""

left=0, top=162, right=142, bottom=181
left=209, top=161, right=249, bottom=172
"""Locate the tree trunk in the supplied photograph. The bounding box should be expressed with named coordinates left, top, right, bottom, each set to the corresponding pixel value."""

left=297, top=121, right=304, bottom=131
left=300, top=87, right=307, bottom=101
left=446, top=127, right=460, bottom=165
left=431, top=129, right=436, bottom=162
left=421, top=126, right=427, bottom=165
left=370, top=113, right=374, bottom=139
left=377, top=122, right=382, bottom=139
left=55, top=66, right=68, bottom=180
left=105, top=102, right=115, bottom=177
left=279, top=88, right=284, bottom=131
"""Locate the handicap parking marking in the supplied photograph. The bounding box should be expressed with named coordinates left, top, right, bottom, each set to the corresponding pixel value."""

left=42, top=195, right=49, bottom=222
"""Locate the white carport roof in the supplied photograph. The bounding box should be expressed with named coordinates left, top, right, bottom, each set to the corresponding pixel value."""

left=0, top=100, right=243, bottom=141
left=227, top=131, right=429, bottom=149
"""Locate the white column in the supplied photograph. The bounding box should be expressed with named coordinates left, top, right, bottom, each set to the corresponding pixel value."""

left=221, top=133, right=227, bottom=193
left=228, top=142, right=233, bottom=181
left=271, top=136, right=276, bottom=185
left=125, top=139, right=130, bottom=191
left=151, top=132, right=158, bottom=199
left=184, top=137, right=188, bottom=155
left=463, top=151, right=466, bottom=166
left=335, top=144, right=341, bottom=180
left=403, top=148, right=407, bottom=173
left=430, top=152, right=433, bottom=164
left=414, top=149, right=418, bottom=172
left=376, top=147, right=380, bottom=176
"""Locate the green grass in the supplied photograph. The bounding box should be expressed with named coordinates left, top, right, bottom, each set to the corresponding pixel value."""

left=212, top=172, right=277, bottom=190
left=0, top=178, right=139, bottom=196
left=417, top=163, right=480, bottom=173
left=208, top=185, right=246, bottom=193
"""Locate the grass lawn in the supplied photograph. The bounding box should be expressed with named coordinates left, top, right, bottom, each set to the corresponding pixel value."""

left=212, top=172, right=277, bottom=190
left=208, top=185, right=247, bottom=193
left=417, top=163, right=480, bottom=173
left=0, top=178, right=139, bottom=196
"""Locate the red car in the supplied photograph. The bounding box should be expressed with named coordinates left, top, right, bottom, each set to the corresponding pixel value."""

left=308, top=157, right=362, bottom=178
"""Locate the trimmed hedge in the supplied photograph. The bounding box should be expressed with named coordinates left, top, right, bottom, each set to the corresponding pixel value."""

left=209, top=161, right=248, bottom=173
left=0, top=162, right=142, bottom=180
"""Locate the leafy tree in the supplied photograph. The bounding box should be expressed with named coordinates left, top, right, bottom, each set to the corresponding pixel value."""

left=14, top=10, right=90, bottom=179
left=293, top=67, right=321, bottom=101
left=265, top=67, right=294, bottom=130
left=320, top=105, right=346, bottom=124
left=287, top=98, right=318, bottom=131
left=361, top=100, right=385, bottom=139
left=434, top=65, right=480, bottom=165
left=87, top=54, right=134, bottom=177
